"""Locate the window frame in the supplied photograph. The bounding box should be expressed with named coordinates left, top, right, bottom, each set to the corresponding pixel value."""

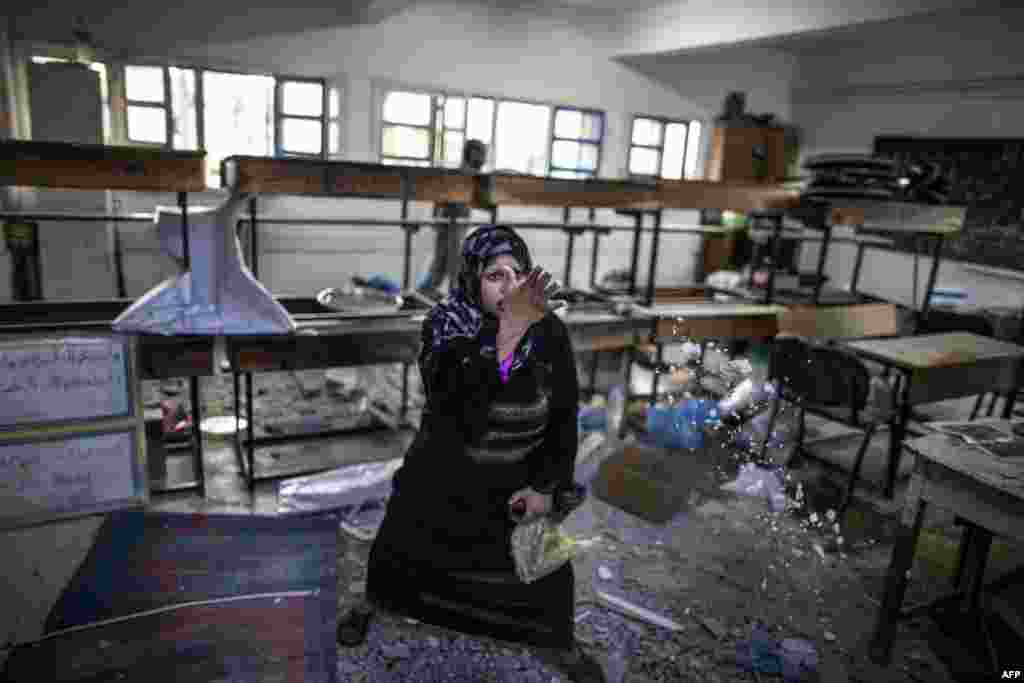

left=377, top=83, right=605, bottom=178
left=274, top=76, right=330, bottom=158
left=627, top=114, right=701, bottom=180
left=548, top=105, right=604, bottom=179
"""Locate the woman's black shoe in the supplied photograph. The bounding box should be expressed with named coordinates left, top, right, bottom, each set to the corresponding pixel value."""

left=337, top=604, right=374, bottom=647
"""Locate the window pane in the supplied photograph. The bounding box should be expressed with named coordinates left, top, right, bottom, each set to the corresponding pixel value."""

left=550, top=170, right=584, bottom=180
left=685, top=121, right=702, bottom=179
left=381, top=157, right=430, bottom=167
left=127, top=105, right=166, bottom=143
left=581, top=112, right=603, bottom=141
left=126, top=65, right=164, bottom=103
left=467, top=97, right=494, bottom=144
left=329, top=121, right=340, bottom=155
left=579, top=142, right=598, bottom=171
left=554, top=109, right=582, bottom=139
left=444, top=97, right=465, bottom=129
left=444, top=131, right=464, bottom=166
left=382, top=124, right=430, bottom=159
left=631, top=117, right=662, bottom=147
left=282, top=81, right=323, bottom=117
left=283, top=117, right=322, bottom=154
left=629, top=147, right=659, bottom=176
left=383, top=91, right=431, bottom=126
left=552, top=140, right=579, bottom=170
left=169, top=67, right=197, bottom=149
left=495, top=101, right=550, bottom=176
left=329, top=88, right=340, bottom=118
left=661, top=122, right=688, bottom=180
left=203, top=71, right=275, bottom=186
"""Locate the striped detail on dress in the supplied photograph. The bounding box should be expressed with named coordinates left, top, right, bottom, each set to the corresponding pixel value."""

left=466, top=393, right=549, bottom=464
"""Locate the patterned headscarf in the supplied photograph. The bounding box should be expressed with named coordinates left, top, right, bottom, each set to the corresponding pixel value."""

left=422, top=225, right=535, bottom=375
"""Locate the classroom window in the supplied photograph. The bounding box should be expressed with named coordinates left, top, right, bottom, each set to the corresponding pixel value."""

left=379, top=87, right=603, bottom=177
left=202, top=71, right=275, bottom=186
left=123, top=63, right=330, bottom=186
left=381, top=90, right=434, bottom=164
left=549, top=107, right=603, bottom=179
left=277, top=78, right=329, bottom=157
left=628, top=116, right=702, bottom=180
left=125, top=65, right=168, bottom=144
left=494, top=101, right=550, bottom=176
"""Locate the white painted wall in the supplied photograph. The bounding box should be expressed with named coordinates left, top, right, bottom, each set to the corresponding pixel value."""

left=791, top=7, right=1024, bottom=310
left=620, top=46, right=799, bottom=123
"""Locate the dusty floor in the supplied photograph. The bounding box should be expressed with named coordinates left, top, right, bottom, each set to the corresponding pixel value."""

left=138, top=365, right=1024, bottom=682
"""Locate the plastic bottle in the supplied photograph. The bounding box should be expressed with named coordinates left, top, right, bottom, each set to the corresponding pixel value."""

left=606, top=385, right=625, bottom=437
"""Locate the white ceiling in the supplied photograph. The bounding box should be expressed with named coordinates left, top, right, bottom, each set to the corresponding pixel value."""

left=6, top=0, right=1017, bottom=61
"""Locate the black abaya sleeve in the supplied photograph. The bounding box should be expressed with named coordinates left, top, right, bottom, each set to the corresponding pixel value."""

left=528, top=315, right=579, bottom=495
left=418, top=317, right=497, bottom=448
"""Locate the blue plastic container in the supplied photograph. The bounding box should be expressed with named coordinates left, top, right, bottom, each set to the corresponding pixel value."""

left=646, top=399, right=720, bottom=450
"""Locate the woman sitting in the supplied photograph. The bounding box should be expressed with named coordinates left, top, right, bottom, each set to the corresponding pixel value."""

left=338, top=225, right=605, bottom=683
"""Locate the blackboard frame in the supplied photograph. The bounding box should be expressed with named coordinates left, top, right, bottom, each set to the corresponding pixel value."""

left=873, top=135, right=1024, bottom=273
left=0, top=425, right=147, bottom=531
left=0, top=333, right=136, bottom=432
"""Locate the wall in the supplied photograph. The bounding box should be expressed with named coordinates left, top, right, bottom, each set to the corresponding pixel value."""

left=791, top=6, right=1024, bottom=310
left=619, top=45, right=798, bottom=124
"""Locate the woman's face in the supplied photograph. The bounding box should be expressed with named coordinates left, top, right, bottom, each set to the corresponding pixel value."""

left=479, top=254, right=524, bottom=316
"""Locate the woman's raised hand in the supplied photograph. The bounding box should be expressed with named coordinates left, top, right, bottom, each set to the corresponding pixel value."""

left=498, top=265, right=558, bottom=329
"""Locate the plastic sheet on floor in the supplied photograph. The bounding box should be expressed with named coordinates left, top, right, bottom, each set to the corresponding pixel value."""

left=278, top=458, right=402, bottom=540
left=721, top=462, right=787, bottom=512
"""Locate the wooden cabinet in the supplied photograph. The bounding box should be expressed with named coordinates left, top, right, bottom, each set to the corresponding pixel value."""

left=705, top=126, right=786, bottom=183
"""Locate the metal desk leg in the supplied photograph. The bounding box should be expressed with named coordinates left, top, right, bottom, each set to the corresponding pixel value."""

left=813, top=224, right=832, bottom=304
left=645, top=210, right=662, bottom=307
left=249, top=197, right=259, bottom=279
left=869, top=474, right=927, bottom=665
left=246, top=371, right=255, bottom=493
left=188, top=376, right=205, bottom=498
left=886, top=373, right=913, bottom=499
left=918, top=235, right=945, bottom=327
left=650, top=343, right=664, bottom=408
left=629, top=213, right=642, bottom=298
left=850, top=243, right=866, bottom=298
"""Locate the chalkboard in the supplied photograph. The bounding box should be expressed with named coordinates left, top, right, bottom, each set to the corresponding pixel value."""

left=0, top=336, right=132, bottom=429
left=873, top=136, right=1024, bottom=272
left=0, top=429, right=145, bottom=530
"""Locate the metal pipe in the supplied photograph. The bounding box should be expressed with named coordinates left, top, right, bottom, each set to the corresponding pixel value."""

left=0, top=211, right=154, bottom=222
left=249, top=196, right=259, bottom=279
left=919, top=234, right=944, bottom=325
left=629, top=212, right=642, bottom=298
left=813, top=223, right=832, bottom=304
left=645, top=210, right=662, bottom=307
left=590, top=230, right=602, bottom=289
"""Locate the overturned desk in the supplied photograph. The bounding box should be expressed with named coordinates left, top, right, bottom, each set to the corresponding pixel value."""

left=869, top=426, right=1024, bottom=672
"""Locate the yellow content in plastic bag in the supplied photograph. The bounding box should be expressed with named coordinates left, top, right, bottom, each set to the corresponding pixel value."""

left=510, top=516, right=594, bottom=584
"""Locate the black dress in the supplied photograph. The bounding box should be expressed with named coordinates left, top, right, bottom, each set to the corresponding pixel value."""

left=366, top=311, right=579, bottom=649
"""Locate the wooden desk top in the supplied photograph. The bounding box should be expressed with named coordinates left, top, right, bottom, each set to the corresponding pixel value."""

left=632, top=303, right=786, bottom=320
left=906, top=426, right=1024, bottom=500
left=845, top=332, right=1024, bottom=370
left=0, top=140, right=206, bottom=192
